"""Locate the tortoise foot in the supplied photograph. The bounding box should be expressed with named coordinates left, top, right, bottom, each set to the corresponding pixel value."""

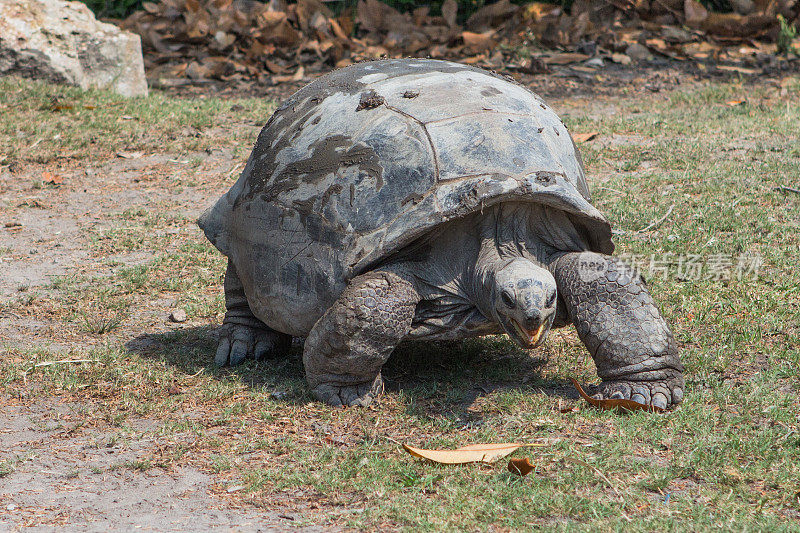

left=310, top=375, right=384, bottom=407
left=594, top=374, right=684, bottom=410
left=214, top=323, right=291, bottom=366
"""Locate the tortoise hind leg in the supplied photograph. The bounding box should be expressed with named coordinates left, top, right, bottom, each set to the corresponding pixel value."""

left=215, top=262, right=292, bottom=366
left=304, top=270, right=419, bottom=407
left=552, top=252, right=684, bottom=409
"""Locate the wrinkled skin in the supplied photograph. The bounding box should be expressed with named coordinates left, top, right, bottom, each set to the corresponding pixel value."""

left=550, top=252, right=683, bottom=410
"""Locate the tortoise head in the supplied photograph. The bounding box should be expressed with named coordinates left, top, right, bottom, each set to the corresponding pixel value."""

left=490, top=257, right=557, bottom=348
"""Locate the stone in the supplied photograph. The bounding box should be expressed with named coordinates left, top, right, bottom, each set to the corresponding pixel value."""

left=169, top=308, right=187, bottom=323
left=0, top=0, right=148, bottom=97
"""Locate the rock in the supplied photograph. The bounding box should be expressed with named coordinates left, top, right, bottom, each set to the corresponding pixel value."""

left=625, top=43, right=653, bottom=62
left=0, top=0, right=148, bottom=97
left=169, top=308, right=187, bottom=323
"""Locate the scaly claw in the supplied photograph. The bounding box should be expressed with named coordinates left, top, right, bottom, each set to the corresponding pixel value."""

left=214, top=323, right=291, bottom=367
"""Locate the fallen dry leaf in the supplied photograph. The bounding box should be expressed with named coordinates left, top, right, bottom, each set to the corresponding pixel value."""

left=42, top=171, right=63, bottom=185
left=570, top=378, right=665, bottom=413
left=462, top=31, right=496, bottom=52
left=573, top=132, right=598, bottom=143
left=508, top=457, right=535, bottom=476
left=441, top=0, right=458, bottom=28
left=716, top=64, right=759, bottom=75
left=684, top=0, right=709, bottom=28
left=116, top=151, right=144, bottom=159
left=273, top=65, right=305, bottom=83
left=541, top=52, right=590, bottom=65
left=610, top=52, right=632, bottom=65
left=403, top=442, right=545, bottom=464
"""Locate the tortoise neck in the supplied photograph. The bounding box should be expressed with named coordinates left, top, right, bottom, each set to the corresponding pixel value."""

left=473, top=205, right=527, bottom=319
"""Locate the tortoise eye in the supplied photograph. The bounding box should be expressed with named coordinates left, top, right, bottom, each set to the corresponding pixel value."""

left=547, top=291, right=557, bottom=308
left=501, top=290, right=515, bottom=308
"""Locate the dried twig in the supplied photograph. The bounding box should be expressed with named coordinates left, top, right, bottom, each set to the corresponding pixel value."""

left=635, top=204, right=675, bottom=233
left=23, top=359, right=103, bottom=385
left=612, top=204, right=675, bottom=236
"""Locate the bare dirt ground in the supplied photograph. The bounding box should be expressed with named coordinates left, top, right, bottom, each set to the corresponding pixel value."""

left=1, top=62, right=798, bottom=531
left=0, top=146, right=330, bottom=530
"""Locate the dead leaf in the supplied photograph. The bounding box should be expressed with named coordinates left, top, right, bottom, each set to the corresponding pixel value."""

left=462, top=31, right=495, bottom=52
left=465, top=0, right=518, bottom=31
left=570, top=378, right=665, bottom=413
left=716, top=64, right=759, bottom=75
left=403, top=442, right=544, bottom=464
left=508, top=457, right=535, bottom=476
left=42, top=171, right=63, bottom=185
left=273, top=65, right=305, bottom=82
left=610, top=53, right=632, bottom=65
left=573, top=132, right=598, bottom=143
left=541, top=52, right=590, bottom=65
left=704, top=12, right=772, bottom=38
left=116, top=151, right=144, bottom=159
left=684, top=0, right=708, bottom=28
left=645, top=38, right=668, bottom=51
left=441, top=0, right=457, bottom=28
left=522, top=2, right=561, bottom=22
left=660, top=25, right=695, bottom=43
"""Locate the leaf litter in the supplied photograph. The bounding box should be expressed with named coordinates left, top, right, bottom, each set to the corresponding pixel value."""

left=507, top=457, right=535, bottom=476
left=121, top=0, right=800, bottom=86
left=571, top=378, right=666, bottom=413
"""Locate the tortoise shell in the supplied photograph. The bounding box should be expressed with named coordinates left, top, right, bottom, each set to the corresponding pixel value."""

left=200, top=59, right=613, bottom=336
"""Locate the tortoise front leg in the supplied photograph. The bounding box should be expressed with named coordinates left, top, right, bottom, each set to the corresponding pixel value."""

left=304, top=270, right=419, bottom=407
left=552, top=252, right=684, bottom=409
left=215, top=262, right=292, bottom=366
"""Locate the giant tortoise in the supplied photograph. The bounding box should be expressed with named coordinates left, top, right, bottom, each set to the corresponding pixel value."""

left=199, top=58, right=684, bottom=409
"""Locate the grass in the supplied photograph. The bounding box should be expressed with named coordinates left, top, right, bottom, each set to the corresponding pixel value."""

left=0, top=76, right=273, bottom=165
left=1, top=76, right=799, bottom=530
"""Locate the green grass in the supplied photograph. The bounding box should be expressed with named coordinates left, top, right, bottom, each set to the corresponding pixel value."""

left=0, top=76, right=274, bottom=164
left=1, top=76, right=799, bottom=530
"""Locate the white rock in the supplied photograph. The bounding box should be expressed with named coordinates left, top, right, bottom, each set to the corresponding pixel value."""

left=169, top=308, right=187, bottom=323
left=0, top=0, right=147, bottom=97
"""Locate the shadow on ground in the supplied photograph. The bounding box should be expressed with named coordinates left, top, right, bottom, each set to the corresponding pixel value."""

left=126, top=327, right=580, bottom=415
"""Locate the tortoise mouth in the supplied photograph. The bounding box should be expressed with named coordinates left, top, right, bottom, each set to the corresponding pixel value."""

left=505, top=318, right=547, bottom=348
